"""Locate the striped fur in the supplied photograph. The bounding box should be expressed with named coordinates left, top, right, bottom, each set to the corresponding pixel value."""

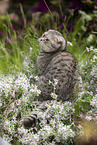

left=37, top=30, right=79, bottom=101
left=23, top=30, right=79, bottom=129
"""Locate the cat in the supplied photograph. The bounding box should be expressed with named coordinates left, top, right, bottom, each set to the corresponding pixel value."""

left=37, top=30, right=79, bottom=101
left=23, top=30, right=80, bottom=129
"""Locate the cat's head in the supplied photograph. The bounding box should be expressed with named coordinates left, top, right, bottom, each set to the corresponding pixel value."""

left=38, top=30, right=67, bottom=53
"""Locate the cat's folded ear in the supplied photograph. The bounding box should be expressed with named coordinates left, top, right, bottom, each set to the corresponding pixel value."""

left=57, top=36, right=67, bottom=51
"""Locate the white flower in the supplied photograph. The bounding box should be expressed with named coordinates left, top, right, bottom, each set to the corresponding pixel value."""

left=49, top=80, right=52, bottom=85
left=34, top=76, right=39, bottom=81
left=0, top=102, right=2, bottom=107
left=30, top=47, right=32, bottom=50
left=93, top=48, right=97, bottom=52
left=86, top=46, right=95, bottom=52
left=29, top=74, right=33, bottom=79
left=56, top=124, right=75, bottom=141
left=93, top=55, right=97, bottom=60
left=86, top=47, right=89, bottom=52
left=14, top=73, right=30, bottom=93
left=50, top=92, right=58, bottom=100
left=29, top=84, right=41, bottom=96
left=49, top=79, right=58, bottom=86
left=67, top=41, right=73, bottom=46
left=0, top=74, right=14, bottom=97
left=85, top=116, right=92, bottom=120
left=54, top=79, right=58, bottom=86
left=90, top=46, right=93, bottom=51
left=90, top=96, right=97, bottom=107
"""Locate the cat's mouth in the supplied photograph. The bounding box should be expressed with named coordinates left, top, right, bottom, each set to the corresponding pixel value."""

left=41, top=44, right=61, bottom=53
left=42, top=43, right=54, bottom=53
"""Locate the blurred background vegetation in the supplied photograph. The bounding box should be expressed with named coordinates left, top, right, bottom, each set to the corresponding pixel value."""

left=0, top=0, right=97, bottom=145
left=0, top=0, right=97, bottom=74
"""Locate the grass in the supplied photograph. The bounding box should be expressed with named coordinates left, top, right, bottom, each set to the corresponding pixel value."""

left=0, top=10, right=97, bottom=145
left=0, top=27, right=40, bottom=75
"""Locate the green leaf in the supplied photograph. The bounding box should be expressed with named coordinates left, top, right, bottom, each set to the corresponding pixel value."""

left=74, top=99, right=91, bottom=114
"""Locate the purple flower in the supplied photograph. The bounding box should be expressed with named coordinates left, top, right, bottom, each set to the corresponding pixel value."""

left=11, top=13, right=19, bottom=21
left=67, top=0, right=82, bottom=9
left=19, top=18, right=24, bottom=26
left=31, top=0, right=50, bottom=13
left=67, top=24, right=74, bottom=32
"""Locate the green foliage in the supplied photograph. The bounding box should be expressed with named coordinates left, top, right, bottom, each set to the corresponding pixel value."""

left=74, top=99, right=91, bottom=115
left=0, top=7, right=97, bottom=145
left=73, top=10, right=92, bottom=37
left=0, top=25, right=40, bottom=75
left=0, top=39, right=22, bottom=74
left=0, top=15, right=10, bottom=30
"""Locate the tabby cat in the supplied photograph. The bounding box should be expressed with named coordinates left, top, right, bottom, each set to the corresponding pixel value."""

left=37, top=30, right=79, bottom=101
left=23, top=30, right=79, bottom=129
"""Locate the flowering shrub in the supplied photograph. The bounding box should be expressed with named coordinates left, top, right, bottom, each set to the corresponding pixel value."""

left=20, top=101, right=75, bottom=145
left=0, top=65, right=96, bottom=145
left=0, top=69, right=75, bottom=144
left=0, top=72, right=41, bottom=142
left=0, top=38, right=96, bottom=144
left=79, top=46, right=97, bottom=96
left=0, top=4, right=96, bottom=143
